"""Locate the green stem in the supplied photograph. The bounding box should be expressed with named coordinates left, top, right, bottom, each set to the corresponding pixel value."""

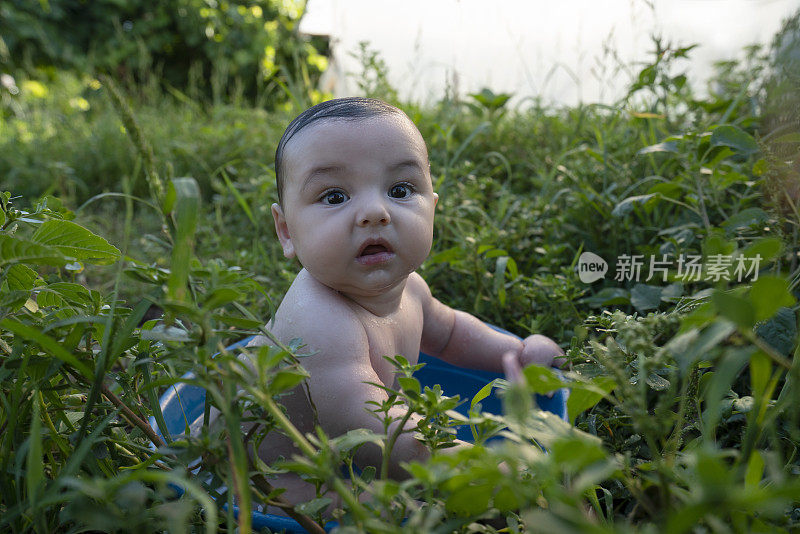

left=260, top=396, right=369, bottom=523
left=745, top=331, right=792, bottom=370
left=381, top=409, right=414, bottom=480
left=664, top=365, right=694, bottom=459
left=37, top=391, right=70, bottom=458
left=232, top=301, right=321, bottom=425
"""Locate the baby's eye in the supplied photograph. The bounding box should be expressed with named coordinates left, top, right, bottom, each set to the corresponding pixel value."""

left=321, top=190, right=348, bottom=205
left=389, top=183, right=413, bottom=199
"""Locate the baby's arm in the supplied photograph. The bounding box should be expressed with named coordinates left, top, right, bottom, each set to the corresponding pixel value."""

left=412, top=274, right=564, bottom=372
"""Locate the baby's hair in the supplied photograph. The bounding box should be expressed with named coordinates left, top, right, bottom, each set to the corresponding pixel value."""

left=274, top=97, right=406, bottom=207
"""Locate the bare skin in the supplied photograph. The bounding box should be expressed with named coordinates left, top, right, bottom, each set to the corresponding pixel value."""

left=246, top=112, right=564, bottom=515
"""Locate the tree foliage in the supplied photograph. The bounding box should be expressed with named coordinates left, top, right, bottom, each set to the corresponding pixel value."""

left=0, top=0, right=328, bottom=104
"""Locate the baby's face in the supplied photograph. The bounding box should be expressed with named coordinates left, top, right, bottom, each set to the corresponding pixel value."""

left=272, top=114, right=438, bottom=298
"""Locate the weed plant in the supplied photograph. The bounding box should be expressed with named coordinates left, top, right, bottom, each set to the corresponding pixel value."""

left=1, top=28, right=799, bottom=533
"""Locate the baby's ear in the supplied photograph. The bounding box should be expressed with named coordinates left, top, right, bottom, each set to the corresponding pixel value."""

left=433, top=192, right=439, bottom=209
left=271, top=203, right=296, bottom=259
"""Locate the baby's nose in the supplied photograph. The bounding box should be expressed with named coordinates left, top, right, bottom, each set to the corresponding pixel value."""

left=356, top=198, right=391, bottom=226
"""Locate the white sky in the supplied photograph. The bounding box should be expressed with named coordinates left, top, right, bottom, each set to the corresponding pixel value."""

left=300, top=0, right=800, bottom=106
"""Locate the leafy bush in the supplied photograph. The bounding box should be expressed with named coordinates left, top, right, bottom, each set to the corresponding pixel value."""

left=760, top=9, right=800, bottom=222
left=2, top=187, right=798, bottom=531
left=0, top=0, right=328, bottom=104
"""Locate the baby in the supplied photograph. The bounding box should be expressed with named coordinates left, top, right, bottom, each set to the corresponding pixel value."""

left=249, top=97, right=563, bottom=513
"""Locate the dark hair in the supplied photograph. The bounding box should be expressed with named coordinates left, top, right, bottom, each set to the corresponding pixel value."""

left=274, top=97, right=406, bottom=206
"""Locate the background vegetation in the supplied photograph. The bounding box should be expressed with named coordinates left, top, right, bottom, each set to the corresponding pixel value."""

left=1, top=3, right=799, bottom=532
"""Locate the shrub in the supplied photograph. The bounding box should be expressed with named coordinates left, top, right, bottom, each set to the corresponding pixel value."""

left=0, top=0, right=328, bottom=105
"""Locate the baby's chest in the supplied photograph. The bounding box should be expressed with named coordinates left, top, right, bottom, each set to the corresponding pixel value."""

left=364, top=314, right=423, bottom=386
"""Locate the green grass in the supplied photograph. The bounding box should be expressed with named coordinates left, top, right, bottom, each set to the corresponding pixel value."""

left=1, top=34, right=799, bottom=533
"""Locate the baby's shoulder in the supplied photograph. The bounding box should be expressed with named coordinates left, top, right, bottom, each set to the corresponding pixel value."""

left=405, top=271, right=435, bottom=309
left=405, top=271, right=431, bottom=298
left=270, top=270, right=366, bottom=349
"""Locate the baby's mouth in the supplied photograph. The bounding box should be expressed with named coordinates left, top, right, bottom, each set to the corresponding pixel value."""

left=360, top=244, right=390, bottom=256
left=357, top=239, right=394, bottom=264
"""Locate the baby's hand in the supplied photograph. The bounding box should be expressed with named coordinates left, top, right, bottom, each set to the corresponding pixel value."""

left=520, top=334, right=565, bottom=369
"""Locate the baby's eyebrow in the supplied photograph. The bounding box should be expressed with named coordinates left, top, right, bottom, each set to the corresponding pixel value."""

left=388, top=159, right=425, bottom=172
left=302, top=165, right=343, bottom=188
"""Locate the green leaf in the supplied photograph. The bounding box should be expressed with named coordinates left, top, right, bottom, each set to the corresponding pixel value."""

left=645, top=373, right=670, bottom=391
left=647, top=181, right=682, bottom=198
left=398, top=376, right=421, bottom=395
left=26, top=395, right=44, bottom=508
left=702, top=233, right=736, bottom=257
left=584, top=287, right=630, bottom=307
left=522, top=365, right=564, bottom=394
left=701, top=347, right=751, bottom=432
left=0, top=318, right=92, bottom=377
left=752, top=158, right=768, bottom=176
left=711, top=289, right=755, bottom=329
left=637, top=141, right=678, bottom=155
left=331, top=428, right=385, bottom=454
left=755, top=307, right=796, bottom=356
left=493, top=485, right=520, bottom=512
left=669, top=320, right=736, bottom=372
left=446, top=483, right=491, bottom=516
left=107, top=297, right=153, bottom=371
left=494, top=255, right=509, bottom=306
left=744, top=450, right=764, bottom=489
left=166, top=178, right=200, bottom=303
left=31, top=220, right=120, bottom=265
left=749, top=276, right=795, bottom=322
left=254, top=344, right=291, bottom=373
left=693, top=448, right=733, bottom=487
left=5, top=264, right=39, bottom=290
left=202, top=287, right=242, bottom=310
left=506, top=256, right=518, bottom=279
left=773, top=132, right=800, bottom=144
left=471, top=379, right=497, bottom=411
left=270, top=368, right=309, bottom=394
left=550, top=434, right=607, bottom=472
left=611, top=194, right=657, bottom=217
left=37, top=282, right=94, bottom=308
left=721, top=208, right=769, bottom=233
left=295, top=497, right=332, bottom=517
left=0, top=234, right=67, bottom=268
left=484, top=248, right=508, bottom=258
left=220, top=170, right=257, bottom=228
left=631, top=283, right=662, bottom=312
left=162, top=181, right=176, bottom=214
left=660, top=283, right=684, bottom=302
left=710, top=125, right=759, bottom=155
left=469, top=88, right=512, bottom=110
left=140, top=325, right=192, bottom=342
left=749, top=351, right=771, bottom=400
left=0, top=290, right=33, bottom=312
left=741, top=237, right=783, bottom=263
left=426, top=247, right=465, bottom=265
left=566, top=376, right=616, bottom=424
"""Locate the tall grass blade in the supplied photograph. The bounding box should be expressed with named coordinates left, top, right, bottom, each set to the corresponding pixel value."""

left=220, top=170, right=258, bottom=230
left=26, top=393, right=44, bottom=511
left=100, top=75, right=165, bottom=205
left=166, top=178, right=200, bottom=303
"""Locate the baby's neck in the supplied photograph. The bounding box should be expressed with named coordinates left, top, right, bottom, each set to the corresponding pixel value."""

left=339, top=280, right=408, bottom=318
